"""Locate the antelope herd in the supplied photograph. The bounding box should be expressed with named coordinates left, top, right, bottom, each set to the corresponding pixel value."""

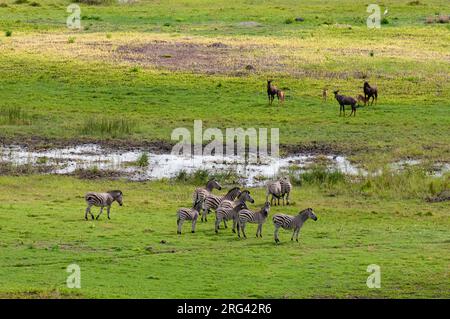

left=268, top=79, right=379, bottom=117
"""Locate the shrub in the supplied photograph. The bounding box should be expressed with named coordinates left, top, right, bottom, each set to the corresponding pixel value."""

left=68, top=36, right=76, bottom=43
left=29, top=1, right=40, bottom=6
left=381, top=17, right=389, bottom=25
left=284, top=18, right=294, bottom=24
left=0, top=3, right=8, bottom=7
left=5, top=30, right=12, bottom=37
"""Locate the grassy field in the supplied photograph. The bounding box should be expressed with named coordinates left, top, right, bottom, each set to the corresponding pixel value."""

left=0, top=174, right=448, bottom=298
left=0, top=0, right=449, bottom=165
left=0, top=0, right=449, bottom=299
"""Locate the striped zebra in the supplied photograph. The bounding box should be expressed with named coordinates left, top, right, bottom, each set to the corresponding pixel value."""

left=272, top=208, right=317, bottom=243
left=192, top=179, right=222, bottom=206
left=201, top=187, right=241, bottom=222
left=215, top=190, right=254, bottom=234
left=176, top=199, right=202, bottom=234
left=266, top=179, right=282, bottom=206
left=237, top=202, right=270, bottom=238
left=280, top=177, right=292, bottom=205
left=84, top=190, right=123, bottom=220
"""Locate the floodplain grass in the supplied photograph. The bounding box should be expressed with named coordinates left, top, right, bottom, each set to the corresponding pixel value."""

left=0, top=0, right=449, bottom=299
left=0, top=174, right=448, bottom=298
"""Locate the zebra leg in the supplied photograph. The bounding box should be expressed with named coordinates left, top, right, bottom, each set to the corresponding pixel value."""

left=96, top=207, right=104, bottom=220
left=85, top=205, right=93, bottom=220
left=242, top=223, right=247, bottom=239
left=223, top=220, right=228, bottom=229
left=291, top=227, right=297, bottom=241
left=296, top=229, right=301, bottom=242
left=177, top=219, right=183, bottom=234
left=232, top=218, right=236, bottom=233
left=286, top=192, right=290, bottom=205
left=107, top=206, right=111, bottom=219
left=201, top=207, right=206, bottom=222
left=282, top=194, right=285, bottom=206
left=215, top=218, right=220, bottom=234
left=274, top=225, right=280, bottom=243
left=257, top=224, right=263, bottom=238
left=191, top=218, right=197, bottom=233
left=237, top=220, right=241, bottom=238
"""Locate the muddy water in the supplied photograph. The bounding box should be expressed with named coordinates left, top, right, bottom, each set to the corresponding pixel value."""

left=0, top=144, right=447, bottom=185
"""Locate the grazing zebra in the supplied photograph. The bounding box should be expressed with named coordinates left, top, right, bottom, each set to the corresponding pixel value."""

left=215, top=190, right=254, bottom=234
left=272, top=208, right=317, bottom=243
left=266, top=179, right=282, bottom=206
left=192, top=179, right=222, bottom=206
left=84, top=190, right=123, bottom=220
left=201, top=187, right=241, bottom=222
left=176, top=199, right=202, bottom=234
left=237, top=202, right=270, bottom=239
left=280, top=177, right=292, bottom=205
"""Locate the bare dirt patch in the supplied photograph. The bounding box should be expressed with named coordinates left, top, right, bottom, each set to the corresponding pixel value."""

left=114, top=40, right=285, bottom=75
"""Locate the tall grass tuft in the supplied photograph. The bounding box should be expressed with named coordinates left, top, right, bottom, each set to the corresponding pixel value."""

left=135, top=152, right=149, bottom=168
left=301, top=165, right=346, bottom=187
left=0, top=106, right=31, bottom=125
left=81, top=117, right=135, bottom=137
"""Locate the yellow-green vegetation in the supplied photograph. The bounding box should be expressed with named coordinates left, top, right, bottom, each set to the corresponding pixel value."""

left=0, top=0, right=449, bottom=164
left=0, top=174, right=448, bottom=298
left=0, top=0, right=449, bottom=298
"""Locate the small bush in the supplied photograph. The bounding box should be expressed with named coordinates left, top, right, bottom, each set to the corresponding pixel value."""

left=0, top=3, right=9, bottom=7
left=284, top=18, right=294, bottom=24
left=29, top=1, right=40, bottom=6
left=381, top=17, right=389, bottom=25
left=68, top=37, right=76, bottom=43
left=5, top=30, right=12, bottom=37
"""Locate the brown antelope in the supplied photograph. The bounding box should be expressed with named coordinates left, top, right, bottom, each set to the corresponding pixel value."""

left=356, top=94, right=369, bottom=106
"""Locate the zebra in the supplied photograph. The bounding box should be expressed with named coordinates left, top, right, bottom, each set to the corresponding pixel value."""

left=215, top=190, right=254, bottom=234
left=201, top=187, right=241, bottom=222
left=237, top=202, right=270, bottom=239
left=266, top=179, right=282, bottom=206
left=192, top=179, right=222, bottom=207
left=280, top=177, right=292, bottom=205
left=272, top=208, right=317, bottom=243
left=176, top=199, right=202, bottom=234
left=84, top=190, right=123, bottom=220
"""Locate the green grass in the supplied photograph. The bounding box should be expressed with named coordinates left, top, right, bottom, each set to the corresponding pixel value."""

left=0, top=174, right=448, bottom=298
left=0, top=0, right=449, bottom=299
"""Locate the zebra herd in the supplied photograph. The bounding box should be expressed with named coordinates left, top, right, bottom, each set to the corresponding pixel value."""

left=177, top=178, right=318, bottom=243
left=82, top=178, right=318, bottom=243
